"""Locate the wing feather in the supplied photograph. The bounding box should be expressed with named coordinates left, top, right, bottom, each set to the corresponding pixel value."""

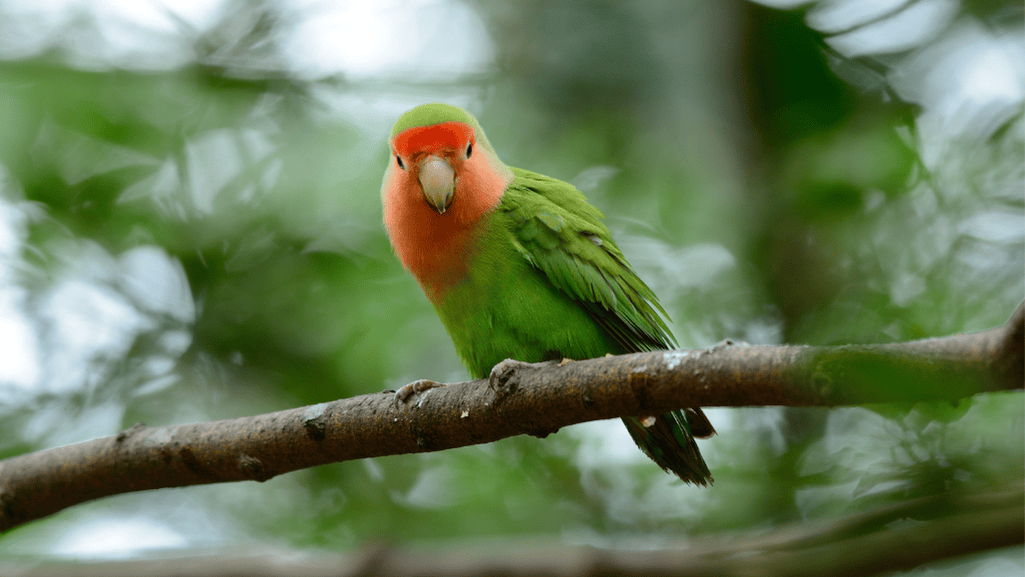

left=500, top=167, right=714, bottom=485
left=500, top=167, right=676, bottom=354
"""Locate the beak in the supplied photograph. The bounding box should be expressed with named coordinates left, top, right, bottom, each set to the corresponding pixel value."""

left=418, top=156, right=455, bottom=214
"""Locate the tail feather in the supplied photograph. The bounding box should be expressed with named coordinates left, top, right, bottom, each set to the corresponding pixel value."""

left=622, top=409, right=714, bottom=485
left=685, top=407, right=716, bottom=439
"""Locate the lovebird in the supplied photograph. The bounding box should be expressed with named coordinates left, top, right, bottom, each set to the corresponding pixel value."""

left=381, top=103, right=714, bottom=485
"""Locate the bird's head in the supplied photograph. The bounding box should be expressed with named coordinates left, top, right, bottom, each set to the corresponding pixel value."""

left=391, top=120, right=472, bottom=214
left=384, top=103, right=513, bottom=224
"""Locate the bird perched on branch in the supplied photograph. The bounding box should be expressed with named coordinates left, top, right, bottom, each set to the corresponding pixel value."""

left=381, top=103, right=714, bottom=484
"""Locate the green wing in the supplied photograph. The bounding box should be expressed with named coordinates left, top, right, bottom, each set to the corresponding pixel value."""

left=500, top=167, right=714, bottom=485
left=500, top=167, right=676, bottom=354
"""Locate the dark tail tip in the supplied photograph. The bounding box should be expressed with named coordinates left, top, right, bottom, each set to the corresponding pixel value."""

left=622, top=411, right=714, bottom=486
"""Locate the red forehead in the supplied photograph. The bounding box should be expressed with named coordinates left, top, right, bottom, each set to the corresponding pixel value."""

left=393, top=121, right=475, bottom=156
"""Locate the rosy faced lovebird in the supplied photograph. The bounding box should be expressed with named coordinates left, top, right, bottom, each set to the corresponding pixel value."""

left=381, top=103, right=714, bottom=485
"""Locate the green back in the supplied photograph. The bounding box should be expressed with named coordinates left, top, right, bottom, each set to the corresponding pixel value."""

left=432, top=166, right=676, bottom=377
left=406, top=107, right=711, bottom=485
left=499, top=167, right=677, bottom=354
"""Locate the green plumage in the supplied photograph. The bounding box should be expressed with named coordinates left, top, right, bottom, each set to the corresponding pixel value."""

left=392, top=104, right=713, bottom=485
left=438, top=168, right=712, bottom=485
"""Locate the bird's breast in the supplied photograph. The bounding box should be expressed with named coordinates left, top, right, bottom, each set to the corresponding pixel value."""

left=402, top=214, right=488, bottom=303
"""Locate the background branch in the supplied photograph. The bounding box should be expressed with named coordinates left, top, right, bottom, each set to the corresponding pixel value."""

left=3, top=484, right=1021, bottom=577
left=1, top=303, right=1021, bottom=532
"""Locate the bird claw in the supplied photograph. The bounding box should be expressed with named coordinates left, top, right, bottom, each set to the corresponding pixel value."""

left=394, top=379, right=445, bottom=403
left=488, top=358, right=532, bottom=391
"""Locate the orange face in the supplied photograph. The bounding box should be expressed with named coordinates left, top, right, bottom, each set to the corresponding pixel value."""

left=391, top=121, right=476, bottom=214
left=382, top=117, right=512, bottom=298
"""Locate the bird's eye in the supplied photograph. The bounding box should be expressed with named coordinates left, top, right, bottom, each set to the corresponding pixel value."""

left=465, top=142, right=472, bottom=158
left=396, top=155, right=405, bottom=169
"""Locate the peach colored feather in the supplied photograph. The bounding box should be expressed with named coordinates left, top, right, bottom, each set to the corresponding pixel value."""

left=382, top=122, right=512, bottom=300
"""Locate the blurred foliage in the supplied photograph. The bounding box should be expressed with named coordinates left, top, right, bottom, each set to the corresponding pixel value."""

left=0, top=0, right=1021, bottom=571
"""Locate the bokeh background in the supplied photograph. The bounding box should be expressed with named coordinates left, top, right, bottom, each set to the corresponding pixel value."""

left=0, top=0, right=1022, bottom=571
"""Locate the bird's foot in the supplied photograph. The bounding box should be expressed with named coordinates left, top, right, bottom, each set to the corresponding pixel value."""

left=488, top=358, right=533, bottom=391
left=394, top=379, right=446, bottom=403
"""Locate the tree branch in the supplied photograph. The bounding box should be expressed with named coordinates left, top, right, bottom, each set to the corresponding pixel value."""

left=3, top=484, right=1021, bottom=577
left=1, top=303, right=1021, bottom=532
